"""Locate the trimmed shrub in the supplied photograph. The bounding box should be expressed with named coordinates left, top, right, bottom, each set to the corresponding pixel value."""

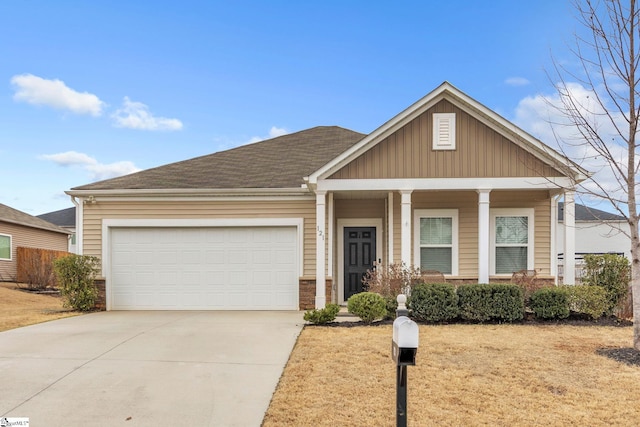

left=530, top=287, right=570, bottom=320
left=347, top=292, right=387, bottom=323
left=304, top=303, right=341, bottom=324
left=582, top=254, right=630, bottom=315
left=564, top=285, right=608, bottom=320
left=53, top=254, right=100, bottom=311
left=457, top=284, right=524, bottom=323
left=409, top=283, right=459, bottom=323
left=383, top=295, right=399, bottom=320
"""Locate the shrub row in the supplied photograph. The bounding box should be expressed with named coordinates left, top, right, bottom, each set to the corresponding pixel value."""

left=306, top=283, right=611, bottom=324
left=409, top=283, right=524, bottom=323
left=529, top=285, right=608, bottom=320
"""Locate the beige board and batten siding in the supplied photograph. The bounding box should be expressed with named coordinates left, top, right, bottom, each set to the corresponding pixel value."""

left=0, top=221, right=69, bottom=280
left=329, top=100, right=564, bottom=180
left=82, top=199, right=317, bottom=277
left=333, top=197, right=386, bottom=265
left=388, top=190, right=552, bottom=278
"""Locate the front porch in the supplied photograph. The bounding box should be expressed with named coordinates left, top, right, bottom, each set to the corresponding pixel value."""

left=310, top=188, right=577, bottom=309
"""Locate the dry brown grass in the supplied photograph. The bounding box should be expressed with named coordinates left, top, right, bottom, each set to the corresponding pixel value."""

left=0, top=282, right=79, bottom=332
left=264, top=324, right=640, bottom=427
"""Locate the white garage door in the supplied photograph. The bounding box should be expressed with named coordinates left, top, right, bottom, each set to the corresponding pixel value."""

left=109, top=227, right=298, bottom=310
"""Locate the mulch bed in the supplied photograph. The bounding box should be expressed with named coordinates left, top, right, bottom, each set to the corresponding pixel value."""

left=596, top=347, right=640, bottom=366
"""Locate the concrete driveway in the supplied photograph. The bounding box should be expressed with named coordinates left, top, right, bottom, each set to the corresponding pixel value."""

left=0, top=311, right=303, bottom=426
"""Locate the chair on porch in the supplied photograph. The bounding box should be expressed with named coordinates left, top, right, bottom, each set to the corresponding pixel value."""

left=420, top=270, right=446, bottom=284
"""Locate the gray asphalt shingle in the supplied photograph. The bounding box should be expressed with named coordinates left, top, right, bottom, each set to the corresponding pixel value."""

left=72, top=126, right=365, bottom=191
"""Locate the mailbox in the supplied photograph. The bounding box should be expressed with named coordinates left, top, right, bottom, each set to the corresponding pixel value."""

left=392, top=315, right=419, bottom=366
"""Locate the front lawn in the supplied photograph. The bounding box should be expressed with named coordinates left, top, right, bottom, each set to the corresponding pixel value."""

left=0, top=282, right=79, bottom=332
left=264, top=324, right=639, bottom=426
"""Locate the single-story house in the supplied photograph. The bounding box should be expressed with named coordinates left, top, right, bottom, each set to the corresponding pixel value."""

left=37, top=207, right=77, bottom=253
left=556, top=202, right=629, bottom=282
left=0, top=203, right=71, bottom=281
left=66, top=82, right=588, bottom=311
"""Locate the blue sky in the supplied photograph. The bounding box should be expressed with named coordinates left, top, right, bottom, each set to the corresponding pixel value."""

left=2, top=0, right=584, bottom=215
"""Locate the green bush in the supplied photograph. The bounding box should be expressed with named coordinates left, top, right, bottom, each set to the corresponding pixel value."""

left=564, top=285, right=608, bottom=320
left=347, top=292, right=387, bottom=323
left=582, top=254, right=630, bottom=315
left=409, top=283, right=459, bottom=323
left=53, top=254, right=100, bottom=311
left=457, top=284, right=524, bottom=323
left=530, top=287, right=570, bottom=320
left=303, top=303, right=341, bottom=324
left=383, top=295, right=399, bottom=320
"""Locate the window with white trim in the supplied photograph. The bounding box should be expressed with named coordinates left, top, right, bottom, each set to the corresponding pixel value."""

left=432, top=113, right=456, bottom=150
left=413, top=209, right=458, bottom=275
left=0, top=234, right=11, bottom=261
left=490, top=208, right=534, bottom=275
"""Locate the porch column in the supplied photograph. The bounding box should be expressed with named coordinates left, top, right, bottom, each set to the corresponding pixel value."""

left=563, top=190, right=576, bottom=284
left=477, top=189, right=491, bottom=283
left=550, top=193, right=561, bottom=284
left=388, top=192, right=394, bottom=265
left=316, top=191, right=327, bottom=308
left=400, top=190, right=413, bottom=266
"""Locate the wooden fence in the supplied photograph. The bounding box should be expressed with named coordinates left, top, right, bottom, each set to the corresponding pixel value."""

left=16, top=247, right=69, bottom=289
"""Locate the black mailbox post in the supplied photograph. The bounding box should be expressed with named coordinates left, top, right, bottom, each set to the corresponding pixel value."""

left=392, top=295, right=419, bottom=427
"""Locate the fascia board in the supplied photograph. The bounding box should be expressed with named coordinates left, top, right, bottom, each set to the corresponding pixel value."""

left=65, top=187, right=312, bottom=198
left=316, top=177, right=575, bottom=192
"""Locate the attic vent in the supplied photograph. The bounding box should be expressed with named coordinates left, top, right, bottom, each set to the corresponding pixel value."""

left=433, top=113, right=456, bottom=150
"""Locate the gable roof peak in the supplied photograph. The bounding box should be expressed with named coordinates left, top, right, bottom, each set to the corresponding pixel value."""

left=308, top=82, right=589, bottom=183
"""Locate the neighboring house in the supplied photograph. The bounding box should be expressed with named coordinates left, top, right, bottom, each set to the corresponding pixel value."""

left=37, top=207, right=77, bottom=253
left=0, top=203, right=71, bottom=281
left=556, top=202, right=629, bottom=282
left=66, top=82, right=588, bottom=311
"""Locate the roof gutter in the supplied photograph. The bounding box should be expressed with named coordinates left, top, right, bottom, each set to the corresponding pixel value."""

left=65, top=187, right=313, bottom=198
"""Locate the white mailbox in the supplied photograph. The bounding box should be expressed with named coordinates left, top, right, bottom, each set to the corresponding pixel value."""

left=392, top=315, right=419, bottom=366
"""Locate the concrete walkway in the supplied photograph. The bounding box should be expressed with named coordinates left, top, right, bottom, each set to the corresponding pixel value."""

left=0, top=311, right=304, bottom=426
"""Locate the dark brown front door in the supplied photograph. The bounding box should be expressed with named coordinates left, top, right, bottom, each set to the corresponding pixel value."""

left=344, top=227, right=376, bottom=300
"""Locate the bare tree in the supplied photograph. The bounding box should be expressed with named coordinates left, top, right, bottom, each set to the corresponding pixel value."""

left=550, top=0, right=640, bottom=349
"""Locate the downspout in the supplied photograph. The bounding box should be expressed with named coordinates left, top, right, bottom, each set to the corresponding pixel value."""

left=70, top=196, right=83, bottom=255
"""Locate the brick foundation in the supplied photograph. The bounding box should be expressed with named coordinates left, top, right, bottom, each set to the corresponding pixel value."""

left=94, top=279, right=106, bottom=311
left=299, top=278, right=332, bottom=310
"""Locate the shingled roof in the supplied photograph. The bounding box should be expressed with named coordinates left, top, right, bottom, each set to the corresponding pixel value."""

left=37, top=207, right=76, bottom=227
left=0, top=203, right=70, bottom=234
left=72, top=126, right=365, bottom=191
left=558, top=202, right=626, bottom=222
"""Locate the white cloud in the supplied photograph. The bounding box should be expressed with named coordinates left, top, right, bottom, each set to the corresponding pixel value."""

left=505, top=77, right=531, bottom=87
left=11, top=74, right=105, bottom=116
left=41, top=151, right=141, bottom=181
left=111, top=97, right=183, bottom=131
left=269, top=126, right=288, bottom=138
left=247, top=126, right=289, bottom=144
left=512, top=82, right=632, bottom=205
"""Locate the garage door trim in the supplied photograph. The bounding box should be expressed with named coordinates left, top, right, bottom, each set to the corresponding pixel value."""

left=102, top=218, right=304, bottom=310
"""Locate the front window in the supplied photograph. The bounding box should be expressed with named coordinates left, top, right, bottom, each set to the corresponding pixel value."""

left=414, top=209, right=458, bottom=275
left=0, top=234, right=11, bottom=260
left=490, top=209, right=534, bottom=275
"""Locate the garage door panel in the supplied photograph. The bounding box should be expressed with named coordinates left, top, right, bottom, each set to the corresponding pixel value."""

left=110, top=226, right=298, bottom=310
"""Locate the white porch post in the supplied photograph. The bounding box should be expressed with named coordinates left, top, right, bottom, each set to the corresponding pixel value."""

left=388, top=192, right=394, bottom=265
left=327, top=192, right=334, bottom=277
left=315, top=191, right=327, bottom=308
left=550, top=193, right=560, bottom=284
left=477, top=189, right=491, bottom=283
left=400, top=190, right=413, bottom=266
left=563, top=190, right=576, bottom=284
